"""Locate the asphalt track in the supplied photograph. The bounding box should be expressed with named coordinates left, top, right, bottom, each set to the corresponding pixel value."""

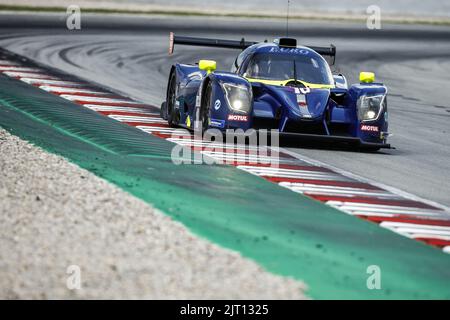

left=2, top=54, right=450, bottom=299
left=1, top=13, right=450, bottom=206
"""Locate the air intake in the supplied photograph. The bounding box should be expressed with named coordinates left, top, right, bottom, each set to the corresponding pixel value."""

left=277, top=38, right=297, bottom=48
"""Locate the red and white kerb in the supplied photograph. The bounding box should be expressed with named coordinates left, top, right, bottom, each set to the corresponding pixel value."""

left=2, top=60, right=450, bottom=254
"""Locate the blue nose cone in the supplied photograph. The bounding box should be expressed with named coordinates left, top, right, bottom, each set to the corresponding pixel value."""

left=302, top=89, right=330, bottom=119
left=281, top=87, right=330, bottom=121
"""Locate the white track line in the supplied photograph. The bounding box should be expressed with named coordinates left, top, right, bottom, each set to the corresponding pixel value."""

left=40, top=86, right=110, bottom=95
left=84, top=105, right=159, bottom=114
left=409, top=234, right=450, bottom=241
left=60, top=95, right=139, bottom=104
left=3, top=71, right=59, bottom=79
left=136, top=126, right=181, bottom=134
left=240, top=169, right=349, bottom=181
left=202, top=152, right=282, bottom=164
left=335, top=205, right=445, bottom=216
left=391, top=228, right=450, bottom=237
left=281, top=185, right=395, bottom=198
left=237, top=166, right=329, bottom=174
left=326, top=201, right=440, bottom=211
left=86, top=106, right=157, bottom=115
left=380, top=221, right=450, bottom=232
left=350, top=212, right=397, bottom=217
left=300, top=190, right=399, bottom=198
left=0, top=60, right=19, bottom=65
left=20, top=78, right=85, bottom=87
left=278, top=147, right=450, bottom=214
left=108, top=115, right=166, bottom=123
left=0, top=66, right=42, bottom=72
left=167, top=138, right=265, bottom=152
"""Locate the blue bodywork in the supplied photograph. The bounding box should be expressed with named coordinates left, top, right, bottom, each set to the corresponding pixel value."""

left=164, top=41, right=390, bottom=148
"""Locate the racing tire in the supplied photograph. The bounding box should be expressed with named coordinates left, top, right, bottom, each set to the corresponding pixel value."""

left=199, top=81, right=213, bottom=134
left=166, top=71, right=179, bottom=126
left=160, top=101, right=168, bottom=120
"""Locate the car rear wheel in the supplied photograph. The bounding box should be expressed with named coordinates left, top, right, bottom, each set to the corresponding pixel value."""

left=166, top=71, right=179, bottom=126
left=200, top=82, right=213, bottom=133
left=160, top=101, right=167, bottom=120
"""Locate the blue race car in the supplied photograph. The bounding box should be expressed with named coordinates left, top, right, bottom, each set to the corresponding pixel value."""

left=161, top=33, right=390, bottom=150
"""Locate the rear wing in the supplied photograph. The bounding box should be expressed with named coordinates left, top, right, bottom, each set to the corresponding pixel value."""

left=169, top=33, right=257, bottom=52
left=168, top=32, right=336, bottom=65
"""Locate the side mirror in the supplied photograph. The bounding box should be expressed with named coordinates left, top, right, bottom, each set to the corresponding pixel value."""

left=359, top=72, right=375, bottom=84
left=199, top=60, right=217, bottom=74
left=333, top=74, right=348, bottom=89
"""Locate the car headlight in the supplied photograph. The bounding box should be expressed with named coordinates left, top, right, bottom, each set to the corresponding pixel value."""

left=220, top=82, right=252, bottom=114
left=357, top=94, right=386, bottom=122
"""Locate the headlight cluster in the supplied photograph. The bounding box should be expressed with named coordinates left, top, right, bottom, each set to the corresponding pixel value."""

left=357, top=95, right=386, bottom=122
left=220, top=83, right=252, bottom=114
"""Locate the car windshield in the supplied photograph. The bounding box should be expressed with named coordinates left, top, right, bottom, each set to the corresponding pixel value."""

left=244, top=52, right=333, bottom=85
